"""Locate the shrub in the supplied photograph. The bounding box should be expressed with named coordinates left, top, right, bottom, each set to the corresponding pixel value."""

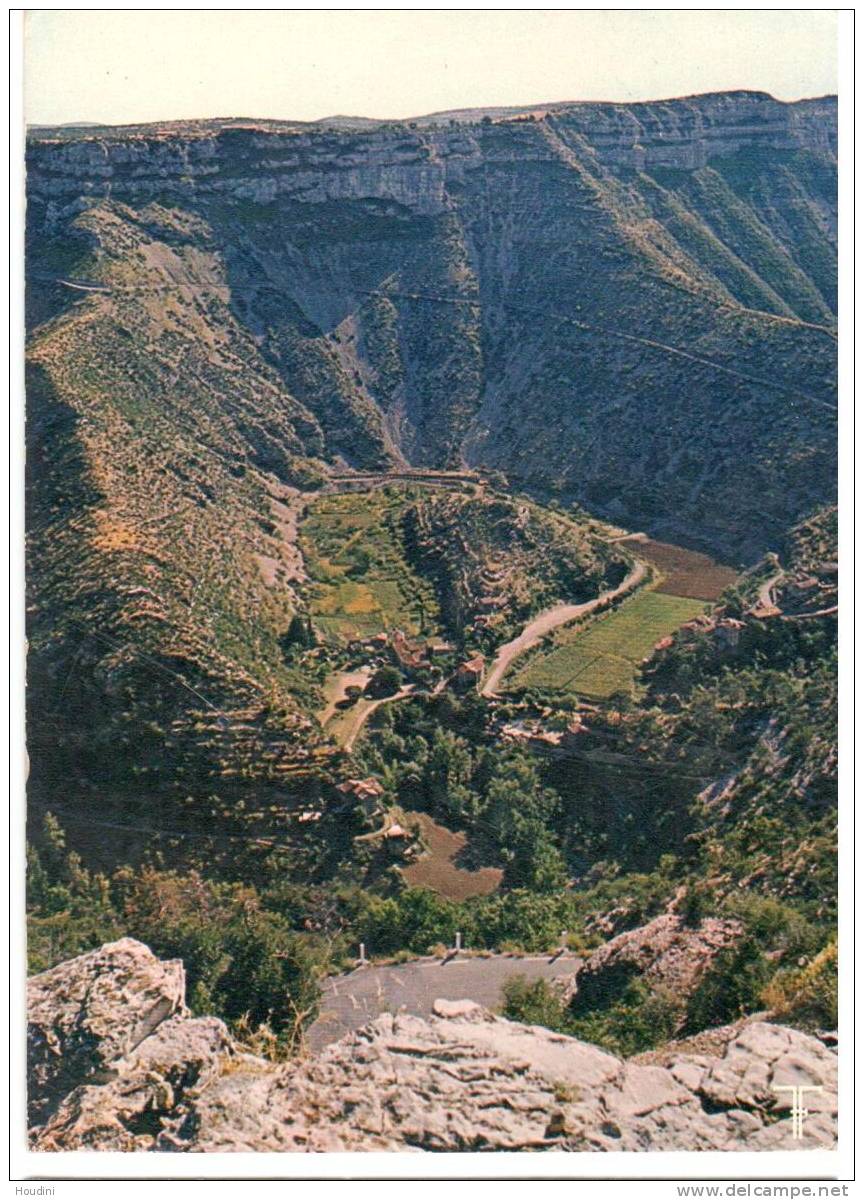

left=761, top=942, right=837, bottom=1031
left=685, top=937, right=772, bottom=1032
left=502, top=971, right=682, bottom=1058
left=570, top=978, right=681, bottom=1057
left=501, top=976, right=570, bottom=1031
left=679, top=880, right=717, bottom=927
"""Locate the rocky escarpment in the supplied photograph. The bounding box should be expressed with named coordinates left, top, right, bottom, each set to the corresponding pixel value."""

left=569, top=912, right=745, bottom=1021
left=27, top=939, right=837, bottom=1153
left=28, top=90, right=836, bottom=560
left=23, top=91, right=838, bottom=883
left=27, top=93, right=836, bottom=205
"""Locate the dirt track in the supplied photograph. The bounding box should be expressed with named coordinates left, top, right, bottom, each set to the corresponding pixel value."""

left=341, top=685, right=416, bottom=751
left=317, top=668, right=373, bottom=728
left=480, top=561, right=646, bottom=697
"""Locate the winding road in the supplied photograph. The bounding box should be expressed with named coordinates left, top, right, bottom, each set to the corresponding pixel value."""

left=755, top=567, right=785, bottom=610
left=480, top=560, right=647, bottom=697
left=341, top=685, right=417, bottom=752
left=307, top=952, right=581, bottom=1052
left=319, top=559, right=647, bottom=749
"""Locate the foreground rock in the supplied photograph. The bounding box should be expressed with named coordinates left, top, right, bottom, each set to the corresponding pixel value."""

left=27, top=938, right=186, bottom=1127
left=28, top=941, right=836, bottom=1153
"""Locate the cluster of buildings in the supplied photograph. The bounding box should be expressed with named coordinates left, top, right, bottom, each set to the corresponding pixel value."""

left=333, top=777, right=416, bottom=850
left=498, top=713, right=591, bottom=756
left=344, top=628, right=489, bottom=694
left=346, top=629, right=456, bottom=672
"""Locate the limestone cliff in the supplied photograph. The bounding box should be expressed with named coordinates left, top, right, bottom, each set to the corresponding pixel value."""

left=27, top=939, right=837, bottom=1153
left=27, top=90, right=837, bottom=559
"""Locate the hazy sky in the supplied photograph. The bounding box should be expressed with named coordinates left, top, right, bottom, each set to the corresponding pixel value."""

left=24, top=10, right=838, bottom=127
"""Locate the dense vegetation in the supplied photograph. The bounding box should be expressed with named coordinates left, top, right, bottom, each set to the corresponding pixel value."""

left=25, top=482, right=837, bottom=1060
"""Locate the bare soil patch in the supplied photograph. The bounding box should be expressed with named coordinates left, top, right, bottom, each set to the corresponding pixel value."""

left=401, top=811, right=503, bottom=900
left=619, top=537, right=739, bottom=600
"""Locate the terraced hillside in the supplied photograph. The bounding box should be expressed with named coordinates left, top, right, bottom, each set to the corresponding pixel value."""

left=24, top=91, right=837, bottom=946
left=541, top=502, right=839, bottom=900
left=638, top=517, right=838, bottom=907
left=298, top=486, right=629, bottom=652
left=26, top=202, right=336, bottom=861
left=299, top=490, right=442, bottom=644
left=400, top=490, right=629, bottom=647
left=508, top=538, right=738, bottom=698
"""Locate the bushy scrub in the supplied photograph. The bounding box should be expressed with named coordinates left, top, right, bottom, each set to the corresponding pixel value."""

left=762, top=942, right=837, bottom=1031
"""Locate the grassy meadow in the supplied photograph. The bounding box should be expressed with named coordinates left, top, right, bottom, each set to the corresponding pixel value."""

left=300, top=490, right=441, bottom=643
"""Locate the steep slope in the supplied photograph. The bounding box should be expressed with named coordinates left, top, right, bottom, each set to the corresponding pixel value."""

left=27, top=90, right=837, bottom=560
left=458, top=108, right=836, bottom=557
left=24, top=90, right=837, bottom=877
left=400, top=490, right=629, bottom=645
left=26, top=201, right=335, bottom=852
left=627, top=505, right=838, bottom=909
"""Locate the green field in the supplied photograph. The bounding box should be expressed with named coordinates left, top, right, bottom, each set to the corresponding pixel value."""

left=300, top=491, right=441, bottom=643
left=509, top=590, right=706, bottom=699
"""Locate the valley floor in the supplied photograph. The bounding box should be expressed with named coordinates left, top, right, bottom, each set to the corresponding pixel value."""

left=480, top=559, right=647, bottom=696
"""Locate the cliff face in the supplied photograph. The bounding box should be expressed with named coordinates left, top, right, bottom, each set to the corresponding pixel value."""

left=27, top=939, right=838, bottom=1153
left=27, top=91, right=837, bottom=561
left=27, top=92, right=837, bottom=203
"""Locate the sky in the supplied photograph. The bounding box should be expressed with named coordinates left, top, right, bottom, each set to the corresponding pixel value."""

left=24, top=10, right=838, bottom=127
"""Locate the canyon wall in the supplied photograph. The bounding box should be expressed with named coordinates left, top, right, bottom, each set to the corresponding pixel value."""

left=28, top=93, right=837, bottom=559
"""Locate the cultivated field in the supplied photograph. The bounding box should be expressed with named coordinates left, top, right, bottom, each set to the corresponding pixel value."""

left=618, top=537, right=739, bottom=600
left=300, top=491, right=441, bottom=643
left=401, top=811, right=503, bottom=901
left=509, top=590, right=706, bottom=698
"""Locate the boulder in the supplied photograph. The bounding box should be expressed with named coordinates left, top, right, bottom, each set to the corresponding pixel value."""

left=36, top=1016, right=236, bottom=1152
left=27, top=937, right=186, bottom=1125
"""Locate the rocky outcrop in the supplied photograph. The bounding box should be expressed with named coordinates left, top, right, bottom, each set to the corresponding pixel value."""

left=553, top=92, right=836, bottom=170
left=35, top=1014, right=236, bottom=1152
left=27, top=941, right=837, bottom=1153
left=26, top=91, right=837, bottom=561
left=570, top=913, right=745, bottom=1021
left=27, top=938, right=186, bottom=1126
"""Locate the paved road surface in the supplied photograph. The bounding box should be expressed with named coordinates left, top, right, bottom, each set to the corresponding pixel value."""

left=307, top=952, right=580, bottom=1052
left=481, top=561, right=646, bottom=697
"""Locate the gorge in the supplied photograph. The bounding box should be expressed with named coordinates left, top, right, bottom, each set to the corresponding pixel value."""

left=25, top=91, right=838, bottom=1133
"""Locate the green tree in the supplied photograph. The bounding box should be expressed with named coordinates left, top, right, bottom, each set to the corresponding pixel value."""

left=482, top=757, right=566, bottom=891
left=686, top=937, right=772, bottom=1032
left=368, top=665, right=402, bottom=697
left=281, top=613, right=314, bottom=657
left=422, top=728, right=475, bottom=818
